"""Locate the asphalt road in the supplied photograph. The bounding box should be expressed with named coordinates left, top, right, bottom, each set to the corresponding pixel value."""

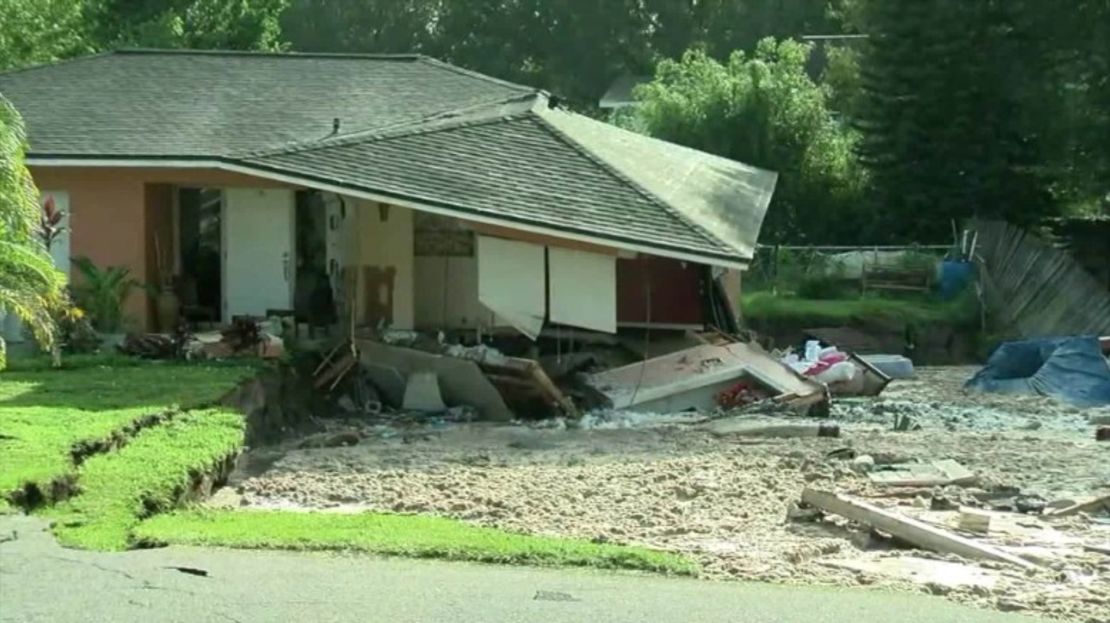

left=0, top=516, right=1045, bottom=623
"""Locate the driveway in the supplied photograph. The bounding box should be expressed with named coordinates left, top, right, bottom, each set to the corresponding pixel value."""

left=0, top=516, right=1045, bottom=623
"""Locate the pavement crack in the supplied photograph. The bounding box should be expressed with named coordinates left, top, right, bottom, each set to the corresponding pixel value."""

left=165, top=565, right=209, bottom=577
left=136, top=580, right=199, bottom=597
left=45, top=555, right=137, bottom=581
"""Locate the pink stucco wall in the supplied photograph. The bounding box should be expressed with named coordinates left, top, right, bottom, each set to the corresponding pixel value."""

left=29, top=166, right=289, bottom=330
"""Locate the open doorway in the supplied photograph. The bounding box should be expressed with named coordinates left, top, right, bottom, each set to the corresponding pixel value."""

left=177, top=188, right=222, bottom=324
left=295, top=190, right=336, bottom=327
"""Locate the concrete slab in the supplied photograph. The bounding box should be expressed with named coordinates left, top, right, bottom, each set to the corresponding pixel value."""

left=403, top=371, right=447, bottom=412
left=358, top=340, right=513, bottom=421
left=587, top=341, right=824, bottom=413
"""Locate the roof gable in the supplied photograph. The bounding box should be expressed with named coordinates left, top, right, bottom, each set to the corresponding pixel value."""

left=243, top=94, right=774, bottom=262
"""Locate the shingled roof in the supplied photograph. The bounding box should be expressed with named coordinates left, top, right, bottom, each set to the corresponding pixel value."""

left=0, top=49, right=776, bottom=266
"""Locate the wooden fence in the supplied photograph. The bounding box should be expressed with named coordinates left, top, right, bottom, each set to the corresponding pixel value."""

left=972, top=219, right=1110, bottom=338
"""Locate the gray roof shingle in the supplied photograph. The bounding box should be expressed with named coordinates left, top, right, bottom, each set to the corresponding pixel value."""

left=0, top=49, right=531, bottom=156
left=0, top=50, right=775, bottom=264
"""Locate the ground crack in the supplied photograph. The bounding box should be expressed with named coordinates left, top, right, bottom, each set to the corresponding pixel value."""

left=45, top=555, right=138, bottom=581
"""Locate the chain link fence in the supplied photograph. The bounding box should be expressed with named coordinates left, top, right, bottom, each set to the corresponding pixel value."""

left=744, top=245, right=952, bottom=297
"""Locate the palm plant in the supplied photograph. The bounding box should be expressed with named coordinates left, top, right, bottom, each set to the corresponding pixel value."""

left=70, top=257, right=139, bottom=334
left=1, top=97, right=65, bottom=369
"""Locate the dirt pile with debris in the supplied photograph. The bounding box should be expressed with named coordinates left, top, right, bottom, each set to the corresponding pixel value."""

left=222, top=367, right=1110, bottom=623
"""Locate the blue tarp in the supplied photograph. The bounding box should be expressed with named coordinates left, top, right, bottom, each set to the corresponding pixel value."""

left=966, top=336, right=1110, bottom=407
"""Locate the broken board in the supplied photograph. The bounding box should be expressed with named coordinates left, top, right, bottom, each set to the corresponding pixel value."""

left=802, top=488, right=1036, bottom=569
left=480, top=356, right=580, bottom=419
left=1044, top=494, right=1110, bottom=518
left=868, top=459, right=978, bottom=487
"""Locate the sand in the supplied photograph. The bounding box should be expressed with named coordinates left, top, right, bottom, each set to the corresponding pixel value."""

left=222, top=367, right=1110, bottom=623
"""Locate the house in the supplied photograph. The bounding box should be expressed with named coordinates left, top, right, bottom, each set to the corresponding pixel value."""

left=598, top=74, right=651, bottom=110
left=0, top=50, right=776, bottom=340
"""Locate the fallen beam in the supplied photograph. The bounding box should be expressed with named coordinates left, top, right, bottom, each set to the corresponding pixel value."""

left=1044, top=494, right=1110, bottom=518
left=801, top=488, right=1036, bottom=569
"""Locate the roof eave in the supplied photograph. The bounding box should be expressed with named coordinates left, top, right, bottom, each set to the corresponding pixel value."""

left=26, top=154, right=752, bottom=270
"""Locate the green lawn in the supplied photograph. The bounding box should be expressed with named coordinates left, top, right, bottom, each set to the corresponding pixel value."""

left=2, top=358, right=692, bottom=574
left=48, top=408, right=245, bottom=550
left=137, top=509, right=696, bottom=575
left=0, top=359, right=253, bottom=512
left=741, top=291, right=975, bottom=326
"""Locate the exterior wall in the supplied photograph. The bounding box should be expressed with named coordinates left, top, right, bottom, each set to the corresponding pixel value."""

left=617, top=256, right=707, bottom=328
left=28, top=166, right=293, bottom=330
left=414, top=256, right=496, bottom=330
left=414, top=215, right=630, bottom=334
left=343, top=199, right=415, bottom=330
left=31, top=167, right=148, bottom=328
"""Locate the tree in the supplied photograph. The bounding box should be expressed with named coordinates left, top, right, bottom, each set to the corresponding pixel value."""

left=85, top=0, right=288, bottom=51
left=427, top=0, right=654, bottom=108
left=0, top=99, right=66, bottom=369
left=0, top=0, right=91, bottom=71
left=630, top=39, right=867, bottom=244
left=854, top=0, right=1061, bottom=241
left=281, top=0, right=439, bottom=55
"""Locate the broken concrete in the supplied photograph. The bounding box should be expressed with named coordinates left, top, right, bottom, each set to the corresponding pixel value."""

left=402, top=371, right=447, bottom=412
left=357, top=339, right=513, bottom=421
left=587, top=341, right=824, bottom=413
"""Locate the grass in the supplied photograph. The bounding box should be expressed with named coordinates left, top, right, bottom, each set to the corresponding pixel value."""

left=0, top=359, right=254, bottom=511
left=47, top=408, right=245, bottom=550
left=136, top=509, right=697, bottom=575
left=741, top=291, right=976, bottom=326
left=2, top=357, right=693, bottom=575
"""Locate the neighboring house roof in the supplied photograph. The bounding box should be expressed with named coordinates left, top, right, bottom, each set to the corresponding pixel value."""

left=0, top=50, right=775, bottom=267
left=599, top=74, right=650, bottom=109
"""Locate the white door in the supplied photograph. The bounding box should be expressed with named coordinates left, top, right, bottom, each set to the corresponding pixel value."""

left=222, top=188, right=295, bottom=322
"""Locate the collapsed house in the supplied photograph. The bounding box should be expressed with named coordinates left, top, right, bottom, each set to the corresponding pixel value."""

left=1, top=49, right=830, bottom=417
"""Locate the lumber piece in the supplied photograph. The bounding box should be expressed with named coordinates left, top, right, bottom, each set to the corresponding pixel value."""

left=801, top=488, right=1035, bottom=569
left=1044, top=494, right=1110, bottom=518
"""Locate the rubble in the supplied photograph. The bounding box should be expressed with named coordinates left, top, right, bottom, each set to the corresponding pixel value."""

left=216, top=361, right=1108, bottom=623
left=587, top=340, right=826, bottom=414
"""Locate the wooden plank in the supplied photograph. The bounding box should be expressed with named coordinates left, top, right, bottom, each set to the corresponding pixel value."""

left=524, top=360, right=580, bottom=419
left=869, top=460, right=978, bottom=487
left=801, top=489, right=1036, bottom=569
left=314, top=352, right=356, bottom=390
left=1044, top=494, right=1110, bottom=517
left=485, top=373, right=544, bottom=393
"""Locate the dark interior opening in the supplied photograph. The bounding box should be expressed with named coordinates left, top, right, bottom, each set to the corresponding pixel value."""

left=178, top=188, right=222, bottom=324
left=295, top=190, right=335, bottom=325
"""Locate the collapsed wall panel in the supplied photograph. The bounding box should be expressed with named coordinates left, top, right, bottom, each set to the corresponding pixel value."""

left=549, top=247, right=617, bottom=334
left=476, top=236, right=546, bottom=339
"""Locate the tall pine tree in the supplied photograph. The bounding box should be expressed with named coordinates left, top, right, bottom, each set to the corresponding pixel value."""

left=855, top=0, right=1057, bottom=242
